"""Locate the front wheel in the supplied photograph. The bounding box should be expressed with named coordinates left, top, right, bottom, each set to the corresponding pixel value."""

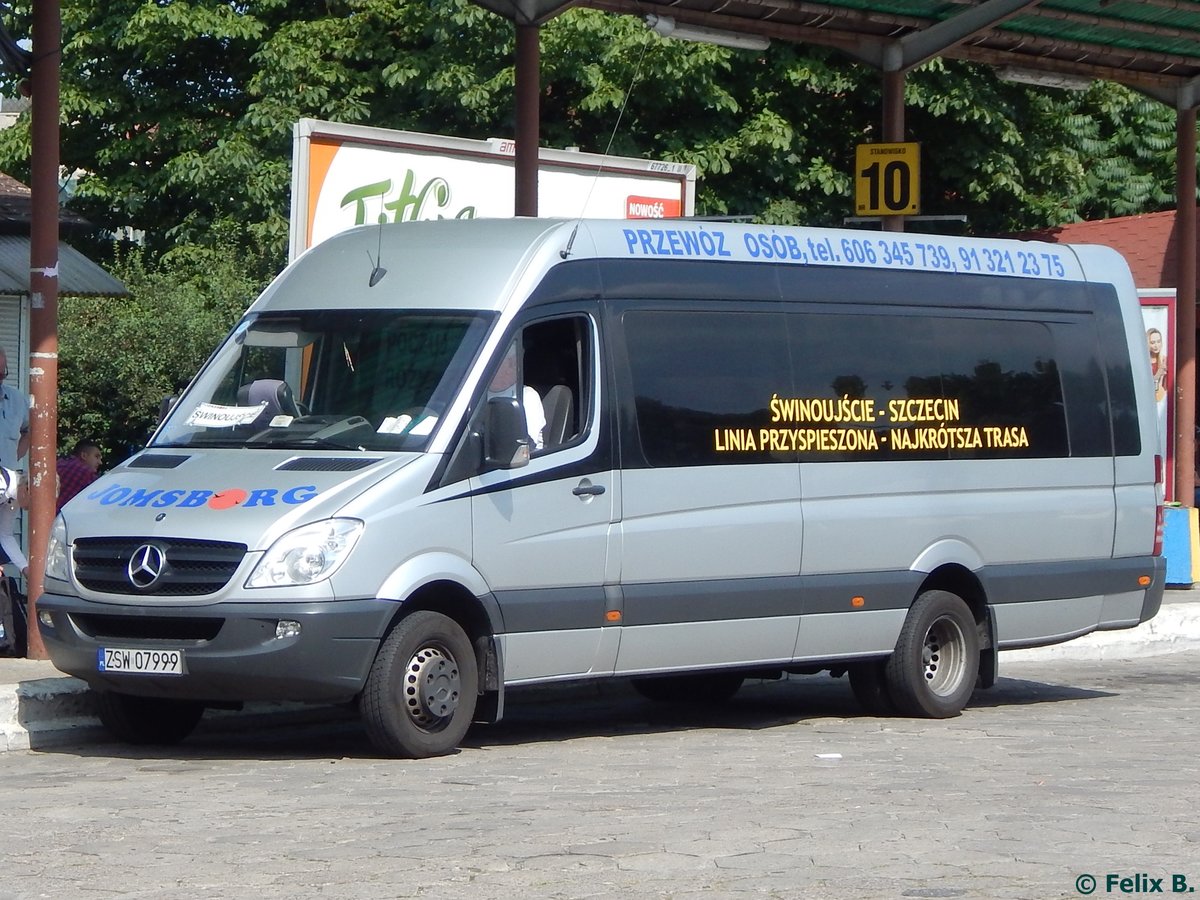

left=95, top=692, right=204, bottom=745
left=361, top=611, right=478, bottom=758
left=885, top=590, right=979, bottom=718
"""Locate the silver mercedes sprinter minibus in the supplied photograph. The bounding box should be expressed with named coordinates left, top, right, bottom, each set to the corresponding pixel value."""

left=37, top=218, right=1165, bottom=757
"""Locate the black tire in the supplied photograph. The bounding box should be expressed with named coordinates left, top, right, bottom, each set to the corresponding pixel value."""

left=361, top=611, right=478, bottom=758
left=848, top=660, right=897, bottom=716
left=631, top=671, right=744, bottom=704
left=95, top=692, right=204, bottom=745
left=885, top=590, right=980, bottom=718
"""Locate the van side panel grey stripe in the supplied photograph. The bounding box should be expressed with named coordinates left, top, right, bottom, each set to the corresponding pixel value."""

left=621, top=573, right=921, bottom=626
left=491, top=557, right=1160, bottom=634
left=492, top=585, right=609, bottom=633
left=980, top=556, right=1157, bottom=604
left=621, top=578, right=804, bottom=627
left=792, top=572, right=926, bottom=615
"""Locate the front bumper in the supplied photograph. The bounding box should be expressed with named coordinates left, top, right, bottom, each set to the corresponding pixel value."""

left=37, top=592, right=399, bottom=704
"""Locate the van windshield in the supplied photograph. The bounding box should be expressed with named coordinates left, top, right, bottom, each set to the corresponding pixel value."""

left=152, top=309, right=493, bottom=451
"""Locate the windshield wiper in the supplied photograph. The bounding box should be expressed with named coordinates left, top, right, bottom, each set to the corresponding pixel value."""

left=293, top=436, right=367, bottom=451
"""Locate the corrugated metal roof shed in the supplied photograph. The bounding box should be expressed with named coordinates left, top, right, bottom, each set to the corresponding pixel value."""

left=478, top=0, right=1200, bottom=104
left=0, top=235, right=126, bottom=297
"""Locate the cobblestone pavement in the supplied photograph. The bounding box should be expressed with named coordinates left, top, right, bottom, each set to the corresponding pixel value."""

left=2, top=652, right=1198, bottom=900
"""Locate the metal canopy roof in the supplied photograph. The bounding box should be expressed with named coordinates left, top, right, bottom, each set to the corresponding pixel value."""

left=0, top=236, right=127, bottom=298
left=473, top=0, right=1200, bottom=107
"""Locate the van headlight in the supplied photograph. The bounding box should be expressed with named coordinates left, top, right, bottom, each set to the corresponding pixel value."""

left=246, top=519, right=364, bottom=588
left=46, top=515, right=68, bottom=581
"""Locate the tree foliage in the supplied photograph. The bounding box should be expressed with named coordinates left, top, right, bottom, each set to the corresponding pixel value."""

left=57, top=231, right=267, bottom=459
left=0, top=1, right=1187, bottom=455
left=0, top=0, right=1186, bottom=257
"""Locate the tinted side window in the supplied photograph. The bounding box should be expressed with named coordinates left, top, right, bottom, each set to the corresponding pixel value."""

left=1052, top=321, right=1114, bottom=458
left=441, top=313, right=595, bottom=484
left=786, top=312, right=1068, bottom=461
left=932, top=317, right=1067, bottom=459
left=523, top=316, right=590, bottom=454
left=788, top=312, right=937, bottom=461
left=1089, top=285, right=1141, bottom=457
left=623, top=306, right=1080, bottom=466
left=623, top=309, right=794, bottom=466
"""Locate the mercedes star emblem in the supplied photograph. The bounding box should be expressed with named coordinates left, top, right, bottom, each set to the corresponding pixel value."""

left=127, top=543, right=167, bottom=590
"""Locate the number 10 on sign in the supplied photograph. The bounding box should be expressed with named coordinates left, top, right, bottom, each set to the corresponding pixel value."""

left=855, top=142, right=920, bottom=216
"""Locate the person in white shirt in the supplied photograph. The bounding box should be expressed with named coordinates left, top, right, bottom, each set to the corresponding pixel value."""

left=488, top=342, right=545, bottom=450
left=0, top=468, right=28, bottom=577
left=0, top=351, right=28, bottom=585
left=0, top=349, right=29, bottom=470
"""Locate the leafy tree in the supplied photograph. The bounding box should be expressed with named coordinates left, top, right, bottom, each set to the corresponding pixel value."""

left=57, top=229, right=267, bottom=461
left=0, top=0, right=1189, bottom=458
left=0, top=0, right=1188, bottom=263
left=1063, top=82, right=1177, bottom=220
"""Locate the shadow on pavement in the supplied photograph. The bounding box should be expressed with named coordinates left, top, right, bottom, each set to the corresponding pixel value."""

left=29, top=671, right=1114, bottom=762
left=965, top=676, right=1113, bottom=708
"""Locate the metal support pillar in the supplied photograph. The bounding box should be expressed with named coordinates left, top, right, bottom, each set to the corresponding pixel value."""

left=26, top=0, right=61, bottom=659
left=882, top=69, right=905, bottom=234
left=1175, top=107, right=1197, bottom=506
left=514, top=23, right=539, bottom=217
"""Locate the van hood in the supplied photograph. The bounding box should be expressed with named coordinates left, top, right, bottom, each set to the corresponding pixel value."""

left=62, top=449, right=422, bottom=550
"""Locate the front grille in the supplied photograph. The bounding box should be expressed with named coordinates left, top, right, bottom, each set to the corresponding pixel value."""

left=73, top=537, right=247, bottom=596
left=73, top=614, right=223, bottom=642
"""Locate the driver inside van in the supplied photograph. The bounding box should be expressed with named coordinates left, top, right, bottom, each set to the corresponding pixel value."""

left=489, top=342, right=545, bottom=450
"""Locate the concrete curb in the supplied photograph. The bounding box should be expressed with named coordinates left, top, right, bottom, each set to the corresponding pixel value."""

left=0, top=672, right=344, bottom=752
left=2, top=598, right=1198, bottom=753
left=0, top=676, right=104, bottom=752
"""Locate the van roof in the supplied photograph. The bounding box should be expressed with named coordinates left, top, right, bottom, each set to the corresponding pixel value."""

left=252, top=218, right=1122, bottom=316
left=255, top=218, right=574, bottom=314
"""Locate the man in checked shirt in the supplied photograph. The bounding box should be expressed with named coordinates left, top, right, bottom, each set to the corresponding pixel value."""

left=55, top=439, right=102, bottom=512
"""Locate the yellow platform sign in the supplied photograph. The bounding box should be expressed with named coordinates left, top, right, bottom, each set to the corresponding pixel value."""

left=855, top=142, right=920, bottom=216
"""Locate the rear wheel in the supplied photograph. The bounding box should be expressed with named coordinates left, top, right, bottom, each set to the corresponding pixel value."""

left=885, top=590, right=979, bottom=718
left=361, top=611, right=478, bottom=758
left=95, top=692, right=204, bottom=745
left=631, top=671, right=744, bottom=704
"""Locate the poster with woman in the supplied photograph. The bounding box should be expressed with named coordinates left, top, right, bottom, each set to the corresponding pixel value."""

left=1140, top=292, right=1175, bottom=501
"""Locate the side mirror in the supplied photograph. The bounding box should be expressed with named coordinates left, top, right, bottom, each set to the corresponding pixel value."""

left=158, top=395, right=178, bottom=424
left=484, top=396, right=530, bottom=470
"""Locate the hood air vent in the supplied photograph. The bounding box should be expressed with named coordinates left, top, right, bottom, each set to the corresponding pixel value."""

left=276, top=457, right=380, bottom=472
left=126, top=454, right=189, bottom=469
